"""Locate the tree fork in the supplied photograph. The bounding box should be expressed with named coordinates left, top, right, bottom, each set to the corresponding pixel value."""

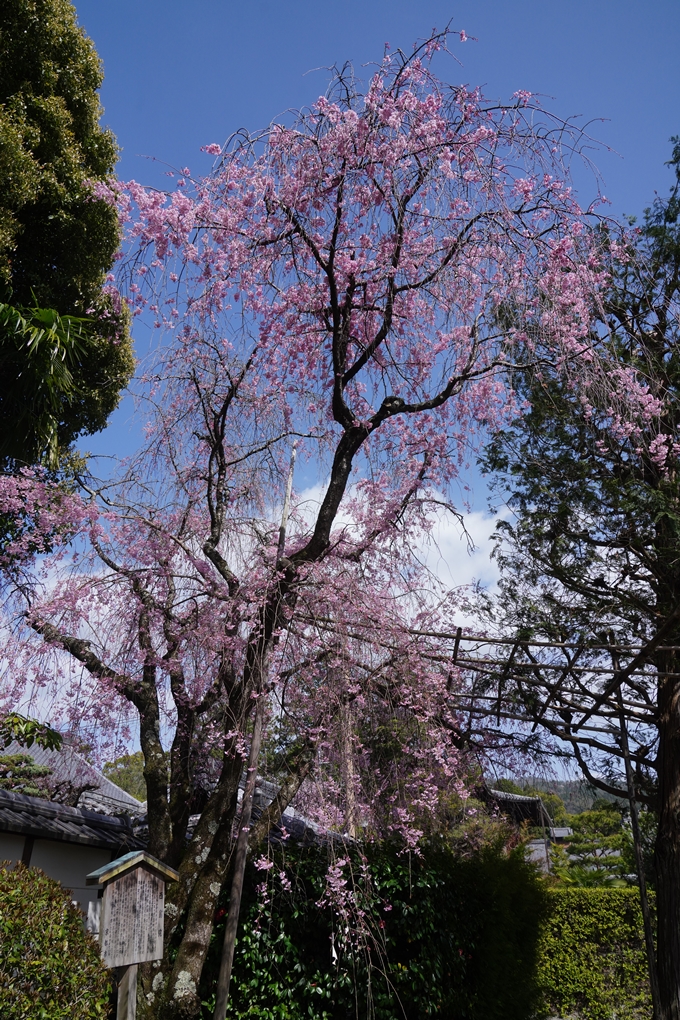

left=162, top=751, right=244, bottom=948
left=151, top=791, right=239, bottom=1019
left=212, top=691, right=266, bottom=1020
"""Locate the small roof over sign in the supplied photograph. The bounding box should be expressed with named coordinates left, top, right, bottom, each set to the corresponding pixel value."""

left=86, top=850, right=179, bottom=886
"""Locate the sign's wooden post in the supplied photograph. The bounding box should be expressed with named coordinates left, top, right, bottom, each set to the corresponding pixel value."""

left=116, top=963, right=138, bottom=1020
left=87, top=851, right=180, bottom=1020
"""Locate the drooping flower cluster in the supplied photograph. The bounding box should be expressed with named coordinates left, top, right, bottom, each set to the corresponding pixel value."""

left=0, top=471, right=94, bottom=571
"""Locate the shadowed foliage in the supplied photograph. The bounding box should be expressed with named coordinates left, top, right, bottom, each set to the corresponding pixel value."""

left=0, top=863, right=111, bottom=1018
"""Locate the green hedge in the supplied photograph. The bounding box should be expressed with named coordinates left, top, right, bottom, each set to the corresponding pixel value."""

left=537, top=888, right=653, bottom=1020
left=0, top=856, right=655, bottom=1019
left=199, top=838, right=548, bottom=1020
left=0, top=862, right=111, bottom=1019
left=195, top=844, right=657, bottom=1020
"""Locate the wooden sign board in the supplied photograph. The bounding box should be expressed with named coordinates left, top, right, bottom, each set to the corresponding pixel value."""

left=99, top=865, right=165, bottom=968
left=87, top=851, right=179, bottom=1020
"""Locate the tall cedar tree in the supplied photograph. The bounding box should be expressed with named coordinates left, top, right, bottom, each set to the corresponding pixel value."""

left=483, top=141, right=680, bottom=1019
left=0, top=0, right=133, bottom=467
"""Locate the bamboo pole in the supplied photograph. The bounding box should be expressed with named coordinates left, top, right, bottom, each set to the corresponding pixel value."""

left=212, top=444, right=297, bottom=1020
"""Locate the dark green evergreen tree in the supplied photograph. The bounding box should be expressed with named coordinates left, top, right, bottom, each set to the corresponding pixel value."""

left=482, top=141, right=680, bottom=1018
left=0, top=0, right=134, bottom=467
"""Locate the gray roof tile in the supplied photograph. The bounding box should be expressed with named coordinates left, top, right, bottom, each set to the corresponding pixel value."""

left=0, top=788, right=145, bottom=851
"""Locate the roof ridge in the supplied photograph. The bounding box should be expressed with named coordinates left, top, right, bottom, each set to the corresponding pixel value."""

left=0, top=786, right=134, bottom=827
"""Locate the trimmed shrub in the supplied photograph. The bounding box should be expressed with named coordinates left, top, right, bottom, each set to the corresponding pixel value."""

left=0, top=752, right=52, bottom=796
left=195, top=843, right=657, bottom=1019
left=199, top=838, right=548, bottom=1019
left=537, top=888, right=652, bottom=1020
left=0, top=862, right=111, bottom=1019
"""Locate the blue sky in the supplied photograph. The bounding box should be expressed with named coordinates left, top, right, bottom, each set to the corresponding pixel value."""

left=75, top=0, right=679, bottom=216
left=74, top=0, right=679, bottom=496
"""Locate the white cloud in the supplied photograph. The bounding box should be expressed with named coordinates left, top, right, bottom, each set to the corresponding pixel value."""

left=415, top=506, right=502, bottom=593
left=294, top=481, right=503, bottom=600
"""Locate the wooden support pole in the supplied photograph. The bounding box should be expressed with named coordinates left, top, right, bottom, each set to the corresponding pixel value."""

left=213, top=443, right=297, bottom=1020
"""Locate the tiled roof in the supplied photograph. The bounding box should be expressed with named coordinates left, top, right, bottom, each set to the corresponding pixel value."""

left=483, top=787, right=554, bottom=827
left=0, top=765, right=332, bottom=856
left=488, top=788, right=542, bottom=803
left=2, top=740, right=145, bottom=817
left=0, top=787, right=145, bottom=851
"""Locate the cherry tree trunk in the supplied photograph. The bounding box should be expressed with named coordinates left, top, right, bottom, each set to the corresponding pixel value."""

left=656, top=671, right=680, bottom=1020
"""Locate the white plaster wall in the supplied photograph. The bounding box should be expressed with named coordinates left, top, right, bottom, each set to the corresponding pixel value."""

left=30, top=840, right=111, bottom=916
left=0, top=832, right=25, bottom=863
